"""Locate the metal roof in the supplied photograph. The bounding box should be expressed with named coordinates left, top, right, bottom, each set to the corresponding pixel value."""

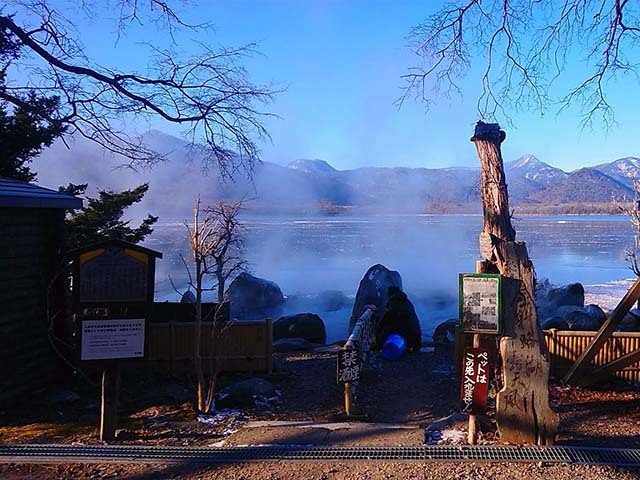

left=0, top=176, right=83, bottom=209
left=68, top=239, right=163, bottom=258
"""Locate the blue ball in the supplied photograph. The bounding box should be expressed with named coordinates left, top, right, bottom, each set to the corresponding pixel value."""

left=382, top=334, right=406, bottom=360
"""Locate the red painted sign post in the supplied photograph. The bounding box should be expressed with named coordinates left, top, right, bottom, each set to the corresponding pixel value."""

left=460, top=347, right=490, bottom=415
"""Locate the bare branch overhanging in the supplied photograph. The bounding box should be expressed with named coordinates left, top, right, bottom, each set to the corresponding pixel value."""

left=401, top=0, right=640, bottom=128
left=0, top=1, right=279, bottom=177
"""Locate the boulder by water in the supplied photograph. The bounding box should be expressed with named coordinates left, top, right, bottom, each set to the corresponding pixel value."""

left=228, top=272, right=285, bottom=320
left=272, top=337, right=321, bottom=353
left=273, top=313, right=326, bottom=344
left=317, top=290, right=351, bottom=312
left=349, top=264, right=402, bottom=331
left=540, top=303, right=606, bottom=331
left=536, top=279, right=585, bottom=319
left=432, top=318, right=458, bottom=344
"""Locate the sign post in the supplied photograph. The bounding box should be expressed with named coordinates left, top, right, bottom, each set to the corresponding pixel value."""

left=70, top=240, right=161, bottom=441
left=459, top=272, right=500, bottom=444
left=337, top=349, right=361, bottom=416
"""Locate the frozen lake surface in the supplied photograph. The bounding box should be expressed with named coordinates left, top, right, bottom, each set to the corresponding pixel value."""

left=145, top=214, right=637, bottom=343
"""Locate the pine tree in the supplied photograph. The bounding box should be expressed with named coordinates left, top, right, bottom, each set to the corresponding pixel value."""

left=59, top=183, right=158, bottom=249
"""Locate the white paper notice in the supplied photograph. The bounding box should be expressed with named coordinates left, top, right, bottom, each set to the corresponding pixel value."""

left=81, top=318, right=145, bottom=360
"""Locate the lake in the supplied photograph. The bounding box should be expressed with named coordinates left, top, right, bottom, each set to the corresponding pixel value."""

left=145, top=214, right=638, bottom=342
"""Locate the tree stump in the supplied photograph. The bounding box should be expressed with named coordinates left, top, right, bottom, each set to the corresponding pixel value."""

left=471, top=121, right=558, bottom=446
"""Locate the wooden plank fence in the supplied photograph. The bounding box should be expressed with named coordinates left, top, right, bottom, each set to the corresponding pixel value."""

left=546, top=329, right=640, bottom=383
left=456, top=329, right=640, bottom=383
left=146, top=320, right=273, bottom=375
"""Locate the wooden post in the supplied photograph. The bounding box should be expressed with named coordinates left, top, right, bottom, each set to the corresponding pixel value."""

left=100, top=361, right=121, bottom=442
left=471, top=121, right=558, bottom=446
left=468, top=333, right=481, bottom=445
left=344, top=382, right=353, bottom=416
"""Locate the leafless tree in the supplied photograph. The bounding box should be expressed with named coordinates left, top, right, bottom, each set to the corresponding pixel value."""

left=614, top=174, right=640, bottom=276
left=1, top=1, right=277, bottom=178
left=178, top=196, right=247, bottom=413
left=402, top=1, right=640, bottom=128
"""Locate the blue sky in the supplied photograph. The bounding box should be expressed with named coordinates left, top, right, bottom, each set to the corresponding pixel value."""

left=65, top=1, right=640, bottom=171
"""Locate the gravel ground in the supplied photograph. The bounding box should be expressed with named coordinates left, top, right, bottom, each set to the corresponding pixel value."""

left=1, top=348, right=640, bottom=479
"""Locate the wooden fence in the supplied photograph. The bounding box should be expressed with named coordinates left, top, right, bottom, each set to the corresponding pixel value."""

left=146, top=320, right=273, bottom=375
left=545, top=329, right=640, bottom=382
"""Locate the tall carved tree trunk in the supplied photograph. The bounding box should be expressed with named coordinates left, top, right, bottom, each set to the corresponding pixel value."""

left=471, top=121, right=558, bottom=446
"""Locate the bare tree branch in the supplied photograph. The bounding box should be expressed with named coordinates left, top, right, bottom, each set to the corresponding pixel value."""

left=1, top=1, right=279, bottom=177
left=402, top=0, right=640, bottom=127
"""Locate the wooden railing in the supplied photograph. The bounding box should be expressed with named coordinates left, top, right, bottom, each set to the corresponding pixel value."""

left=546, top=329, right=640, bottom=383
left=456, top=328, right=640, bottom=383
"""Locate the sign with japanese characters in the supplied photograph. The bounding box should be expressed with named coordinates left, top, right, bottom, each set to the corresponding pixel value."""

left=337, top=349, right=361, bottom=383
left=78, top=248, right=149, bottom=303
left=459, top=273, right=502, bottom=334
left=460, top=347, right=490, bottom=415
left=81, top=318, right=146, bottom=360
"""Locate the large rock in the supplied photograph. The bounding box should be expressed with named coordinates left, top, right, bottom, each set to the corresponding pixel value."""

left=317, top=290, right=351, bottom=312
left=541, top=316, right=569, bottom=330
left=273, top=313, right=326, bottom=344
left=349, top=264, right=402, bottom=331
left=228, top=272, right=285, bottom=320
left=619, top=309, right=640, bottom=332
left=272, top=337, right=321, bottom=353
left=541, top=304, right=606, bottom=331
left=432, top=318, right=457, bottom=344
left=216, top=378, right=277, bottom=409
left=536, top=280, right=585, bottom=319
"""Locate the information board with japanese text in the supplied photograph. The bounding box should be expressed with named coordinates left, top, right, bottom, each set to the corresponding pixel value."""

left=81, top=318, right=146, bottom=360
left=459, top=273, right=502, bottom=334
left=460, top=347, right=490, bottom=415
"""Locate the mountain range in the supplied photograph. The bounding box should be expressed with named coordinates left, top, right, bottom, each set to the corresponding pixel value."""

left=33, top=130, right=639, bottom=217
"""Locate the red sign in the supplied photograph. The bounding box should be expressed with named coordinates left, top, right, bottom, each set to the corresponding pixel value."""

left=460, top=347, right=489, bottom=414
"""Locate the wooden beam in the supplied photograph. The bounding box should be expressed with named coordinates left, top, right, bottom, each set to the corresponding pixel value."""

left=563, top=275, right=640, bottom=385
left=577, top=346, right=640, bottom=386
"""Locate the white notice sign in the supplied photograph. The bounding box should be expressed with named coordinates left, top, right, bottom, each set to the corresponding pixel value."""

left=459, top=274, right=502, bottom=333
left=81, top=318, right=145, bottom=360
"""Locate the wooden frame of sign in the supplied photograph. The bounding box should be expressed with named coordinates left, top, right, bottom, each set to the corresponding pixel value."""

left=459, top=273, right=502, bottom=334
left=69, top=239, right=162, bottom=441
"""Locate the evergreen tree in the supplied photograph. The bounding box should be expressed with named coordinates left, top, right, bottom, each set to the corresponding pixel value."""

left=59, top=183, right=158, bottom=249
left=0, top=95, right=66, bottom=182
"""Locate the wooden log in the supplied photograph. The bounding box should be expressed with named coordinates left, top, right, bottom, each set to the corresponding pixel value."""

left=471, top=121, right=558, bottom=446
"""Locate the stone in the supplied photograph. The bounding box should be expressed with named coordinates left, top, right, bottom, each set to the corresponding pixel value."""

left=273, top=313, right=326, bottom=344
left=541, top=316, right=569, bottom=330
left=349, top=264, right=402, bottom=331
left=216, top=378, right=277, bottom=409
left=432, top=318, right=458, bottom=344
left=552, top=304, right=606, bottom=331
left=618, top=312, right=640, bottom=332
left=228, top=272, right=285, bottom=320
left=272, top=337, right=320, bottom=353
left=536, top=280, right=585, bottom=320
left=317, top=290, right=351, bottom=312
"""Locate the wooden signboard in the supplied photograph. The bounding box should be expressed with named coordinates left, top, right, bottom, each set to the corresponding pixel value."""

left=459, top=273, right=502, bottom=334
left=79, top=249, right=148, bottom=303
left=81, top=318, right=146, bottom=361
left=337, top=349, right=361, bottom=383
left=460, top=347, right=490, bottom=415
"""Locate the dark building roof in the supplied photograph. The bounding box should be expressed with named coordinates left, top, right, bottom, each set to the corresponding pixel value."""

left=0, top=176, right=83, bottom=209
left=69, top=239, right=163, bottom=258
